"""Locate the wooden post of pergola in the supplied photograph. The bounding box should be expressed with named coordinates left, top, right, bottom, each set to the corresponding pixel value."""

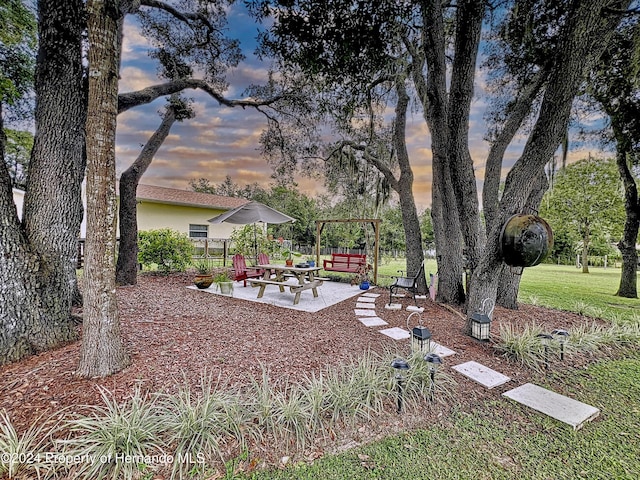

left=315, top=219, right=382, bottom=284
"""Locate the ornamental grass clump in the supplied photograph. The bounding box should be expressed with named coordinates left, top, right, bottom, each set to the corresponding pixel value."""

left=270, top=383, right=316, bottom=451
left=59, top=386, right=164, bottom=480
left=495, top=323, right=551, bottom=370
left=0, top=410, right=60, bottom=479
left=245, top=368, right=280, bottom=442
left=158, top=373, right=250, bottom=479
left=402, top=350, right=457, bottom=408
left=299, top=372, right=333, bottom=440
left=323, top=356, right=385, bottom=426
left=495, top=319, right=640, bottom=371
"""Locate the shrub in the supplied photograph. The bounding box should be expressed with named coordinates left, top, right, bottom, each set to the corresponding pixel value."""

left=138, top=229, right=193, bottom=273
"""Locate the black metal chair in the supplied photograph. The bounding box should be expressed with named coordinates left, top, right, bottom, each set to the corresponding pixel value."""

left=389, top=260, right=425, bottom=305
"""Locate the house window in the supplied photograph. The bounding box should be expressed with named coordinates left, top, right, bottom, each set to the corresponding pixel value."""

left=189, top=224, right=208, bottom=238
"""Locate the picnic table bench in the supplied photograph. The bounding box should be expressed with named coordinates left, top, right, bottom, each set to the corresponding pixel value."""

left=323, top=253, right=366, bottom=273
left=248, top=264, right=324, bottom=305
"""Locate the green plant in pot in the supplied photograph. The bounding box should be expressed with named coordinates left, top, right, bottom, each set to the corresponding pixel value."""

left=193, top=259, right=214, bottom=289
left=213, top=270, right=234, bottom=296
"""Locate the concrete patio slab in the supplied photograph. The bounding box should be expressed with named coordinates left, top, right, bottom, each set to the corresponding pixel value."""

left=452, top=361, right=511, bottom=389
left=379, top=327, right=411, bottom=340
left=189, top=280, right=362, bottom=313
left=502, top=383, right=600, bottom=430
left=358, top=316, right=388, bottom=327
left=355, top=303, right=376, bottom=309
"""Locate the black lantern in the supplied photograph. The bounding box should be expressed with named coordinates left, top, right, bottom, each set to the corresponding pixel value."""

left=551, top=329, right=570, bottom=361
left=391, top=358, right=410, bottom=413
left=537, top=333, right=553, bottom=370
left=411, top=326, right=432, bottom=354
left=424, top=353, right=443, bottom=401
left=470, top=313, right=491, bottom=341
left=407, top=312, right=432, bottom=354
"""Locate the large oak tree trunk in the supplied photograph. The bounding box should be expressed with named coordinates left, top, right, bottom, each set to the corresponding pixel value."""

left=116, top=101, right=178, bottom=286
left=615, top=149, right=639, bottom=298
left=393, top=81, right=427, bottom=293
left=419, top=0, right=465, bottom=305
left=0, top=0, right=85, bottom=364
left=447, top=0, right=486, bottom=276
left=466, top=0, right=631, bottom=328
left=77, top=0, right=129, bottom=377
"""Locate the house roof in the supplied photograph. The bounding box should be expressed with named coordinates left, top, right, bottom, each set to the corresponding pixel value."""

left=135, top=184, right=249, bottom=210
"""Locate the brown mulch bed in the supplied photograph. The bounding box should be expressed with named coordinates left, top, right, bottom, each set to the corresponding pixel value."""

left=0, top=272, right=607, bottom=469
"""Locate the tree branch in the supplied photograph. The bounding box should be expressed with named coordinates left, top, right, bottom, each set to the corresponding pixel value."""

left=140, top=0, right=219, bottom=47
left=328, top=140, right=399, bottom=191
left=117, top=78, right=284, bottom=113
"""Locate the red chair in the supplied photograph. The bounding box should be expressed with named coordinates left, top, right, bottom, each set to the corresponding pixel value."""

left=232, top=254, right=262, bottom=287
left=257, top=253, right=270, bottom=266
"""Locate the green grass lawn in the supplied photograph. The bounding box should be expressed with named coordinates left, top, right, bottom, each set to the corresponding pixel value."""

left=518, top=264, right=640, bottom=323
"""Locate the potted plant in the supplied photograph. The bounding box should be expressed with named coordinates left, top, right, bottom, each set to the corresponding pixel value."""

left=307, top=256, right=316, bottom=267
left=213, top=270, right=234, bottom=296
left=193, top=259, right=214, bottom=289
left=352, top=263, right=373, bottom=290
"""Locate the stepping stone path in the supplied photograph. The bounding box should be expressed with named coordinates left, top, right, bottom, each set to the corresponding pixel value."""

left=352, top=288, right=600, bottom=430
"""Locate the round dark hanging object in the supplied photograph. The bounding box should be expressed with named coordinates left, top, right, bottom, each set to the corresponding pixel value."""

left=499, top=214, right=553, bottom=267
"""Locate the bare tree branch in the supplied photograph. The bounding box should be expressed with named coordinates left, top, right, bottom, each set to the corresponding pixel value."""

left=140, top=0, right=219, bottom=47
left=117, top=78, right=284, bottom=113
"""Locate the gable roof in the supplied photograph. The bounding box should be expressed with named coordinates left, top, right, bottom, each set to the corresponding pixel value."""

left=135, top=184, right=249, bottom=210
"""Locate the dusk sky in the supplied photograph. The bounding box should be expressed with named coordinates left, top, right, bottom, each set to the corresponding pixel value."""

left=115, top=4, right=601, bottom=211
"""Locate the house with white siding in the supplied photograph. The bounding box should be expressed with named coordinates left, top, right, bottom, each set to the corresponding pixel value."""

left=12, top=183, right=249, bottom=242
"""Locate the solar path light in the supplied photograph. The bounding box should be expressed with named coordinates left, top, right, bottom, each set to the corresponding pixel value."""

left=551, top=329, right=570, bottom=361
left=391, top=358, right=410, bottom=413
left=536, top=333, right=554, bottom=370
left=423, top=353, right=443, bottom=401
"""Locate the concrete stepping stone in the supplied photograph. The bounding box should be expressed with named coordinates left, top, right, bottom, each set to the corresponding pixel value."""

left=358, top=316, right=388, bottom=327
left=406, top=306, right=424, bottom=313
left=379, top=327, right=411, bottom=340
left=361, top=293, right=380, bottom=297
left=355, top=303, right=376, bottom=309
left=384, top=303, right=402, bottom=310
left=502, top=383, right=600, bottom=430
left=431, top=342, right=456, bottom=358
left=451, top=361, right=511, bottom=389
left=355, top=309, right=379, bottom=316
left=357, top=297, right=376, bottom=303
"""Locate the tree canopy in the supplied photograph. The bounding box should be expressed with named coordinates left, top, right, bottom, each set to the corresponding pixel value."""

left=541, top=157, right=625, bottom=273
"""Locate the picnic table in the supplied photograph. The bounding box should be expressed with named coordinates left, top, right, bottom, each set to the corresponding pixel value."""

left=247, top=264, right=325, bottom=305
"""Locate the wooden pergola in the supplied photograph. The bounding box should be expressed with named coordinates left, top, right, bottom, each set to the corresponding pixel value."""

left=314, top=218, right=382, bottom=284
